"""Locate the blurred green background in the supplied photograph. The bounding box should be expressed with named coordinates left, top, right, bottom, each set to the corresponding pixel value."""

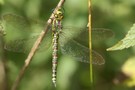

left=0, top=0, right=135, bottom=90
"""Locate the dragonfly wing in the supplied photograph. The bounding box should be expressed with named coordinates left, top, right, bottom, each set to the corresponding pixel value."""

left=2, top=14, right=45, bottom=39
left=4, top=31, right=52, bottom=53
left=61, top=27, right=114, bottom=47
left=58, top=27, right=111, bottom=65
left=2, top=14, right=52, bottom=53
left=92, top=28, right=114, bottom=40
left=59, top=35, right=105, bottom=65
left=92, top=50, right=105, bottom=65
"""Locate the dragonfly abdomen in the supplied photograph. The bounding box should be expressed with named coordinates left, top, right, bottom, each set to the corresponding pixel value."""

left=52, top=32, right=59, bottom=87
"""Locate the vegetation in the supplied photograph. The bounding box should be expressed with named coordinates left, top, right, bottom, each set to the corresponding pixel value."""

left=0, top=0, right=135, bottom=90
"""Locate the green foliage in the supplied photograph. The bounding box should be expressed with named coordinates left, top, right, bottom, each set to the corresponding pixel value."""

left=107, top=24, right=135, bottom=51
left=0, top=0, right=135, bottom=90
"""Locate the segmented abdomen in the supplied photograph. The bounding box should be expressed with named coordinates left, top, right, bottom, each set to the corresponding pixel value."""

left=52, top=32, right=59, bottom=87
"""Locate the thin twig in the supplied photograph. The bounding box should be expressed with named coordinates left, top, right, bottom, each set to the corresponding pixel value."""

left=88, top=0, right=93, bottom=88
left=11, top=0, right=66, bottom=90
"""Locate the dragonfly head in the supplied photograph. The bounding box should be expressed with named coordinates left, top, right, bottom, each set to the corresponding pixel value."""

left=54, top=8, right=64, bottom=21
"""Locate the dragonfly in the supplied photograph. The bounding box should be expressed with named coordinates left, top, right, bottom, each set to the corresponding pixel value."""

left=0, top=9, right=113, bottom=87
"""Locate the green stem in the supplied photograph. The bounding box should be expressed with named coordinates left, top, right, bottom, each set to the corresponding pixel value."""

left=88, top=0, right=93, bottom=88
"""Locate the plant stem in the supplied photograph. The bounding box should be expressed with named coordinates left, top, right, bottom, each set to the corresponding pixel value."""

left=88, top=0, right=93, bottom=88
left=11, top=0, right=66, bottom=90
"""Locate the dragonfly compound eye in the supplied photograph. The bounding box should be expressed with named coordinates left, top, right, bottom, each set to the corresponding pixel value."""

left=53, top=8, right=64, bottom=21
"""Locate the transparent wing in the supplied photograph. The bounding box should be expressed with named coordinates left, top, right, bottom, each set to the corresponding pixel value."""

left=4, top=31, right=52, bottom=53
left=59, top=36, right=105, bottom=65
left=59, top=27, right=113, bottom=65
left=2, top=14, right=52, bottom=53
left=2, top=14, right=45, bottom=39
left=92, top=28, right=114, bottom=40
left=60, top=27, right=114, bottom=47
